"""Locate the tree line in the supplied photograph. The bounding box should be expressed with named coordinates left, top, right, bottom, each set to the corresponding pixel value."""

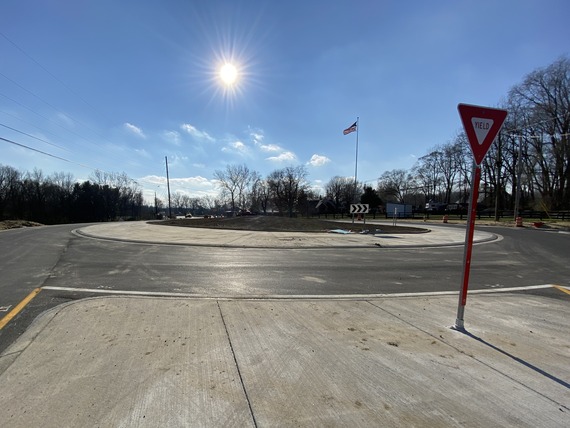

left=0, top=166, right=144, bottom=223
left=377, top=56, right=570, bottom=214
left=2, top=57, right=567, bottom=223
left=210, top=57, right=569, bottom=218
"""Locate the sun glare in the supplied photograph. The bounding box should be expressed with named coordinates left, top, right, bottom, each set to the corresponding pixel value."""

left=220, top=63, right=238, bottom=85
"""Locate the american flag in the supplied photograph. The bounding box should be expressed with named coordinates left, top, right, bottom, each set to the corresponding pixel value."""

left=343, top=121, right=357, bottom=135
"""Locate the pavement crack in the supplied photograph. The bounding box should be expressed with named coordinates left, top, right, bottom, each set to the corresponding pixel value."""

left=217, top=301, right=258, bottom=428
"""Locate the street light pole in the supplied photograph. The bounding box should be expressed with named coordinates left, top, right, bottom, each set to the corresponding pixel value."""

left=165, top=156, right=172, bottom=219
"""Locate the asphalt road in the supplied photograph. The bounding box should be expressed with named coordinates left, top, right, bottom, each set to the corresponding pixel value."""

left=1, top=223, right=568, bottom=354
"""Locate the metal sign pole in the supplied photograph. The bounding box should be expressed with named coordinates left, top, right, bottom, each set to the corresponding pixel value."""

left=454, top=162, right=481, bottom=330
left=454, top=104, right=507, bottom=331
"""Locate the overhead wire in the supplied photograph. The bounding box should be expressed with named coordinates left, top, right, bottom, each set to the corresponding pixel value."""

left=0, top=70, right=111, bottom=144
left=0, top=32, right=166, bottom=195
left=0, top=132, right=166, bottom=191
left=1, top=135, right=90, bottom=168
left=0, top=31, right=125, bottom=177
left=0, top=31, right=104, bottom=121
left=0, top=122, right=70, bottom=152
left=0, top=91, right=106, bottom=152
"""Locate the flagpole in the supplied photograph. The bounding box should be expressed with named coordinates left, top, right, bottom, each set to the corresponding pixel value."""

left=354, top=116, right=359, bottom=202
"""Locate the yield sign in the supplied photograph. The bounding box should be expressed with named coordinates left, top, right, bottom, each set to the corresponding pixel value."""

left=458, top=104, right=508, bottom=165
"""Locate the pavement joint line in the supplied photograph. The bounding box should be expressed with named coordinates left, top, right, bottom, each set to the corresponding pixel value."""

left=40, top=284, right=556, bottom=300
left=0, top=288, right=42, bottom=330
left=216, top=301, right=258, bottom=428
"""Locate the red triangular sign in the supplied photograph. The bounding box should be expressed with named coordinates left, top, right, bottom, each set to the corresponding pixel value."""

left=458, top=104, right=508, bottom=165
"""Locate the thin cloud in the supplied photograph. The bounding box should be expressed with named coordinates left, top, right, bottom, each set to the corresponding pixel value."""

left=123, top=122, right=146, bottom=138
left=181, top=123, right=215, bottom=142
left=259, top=143, right=282, bottom=152
left=308, top=154, right=330, bottom=167
left=164, top=130, right=181, bottom=145
left=251, top=130, right=283, bottom=152
left=170, top=176, right=215, bottom=188
left=222, top=140, right=249, bottom=155
left=250, top=130, right=264, bottom=144
left=134, top=148, right=151, bottom=158
left=139, top=174, right=217, bottom=188
left=231, top=141, right=247, bottom=151
left=266, top=151, right=297, bottom=162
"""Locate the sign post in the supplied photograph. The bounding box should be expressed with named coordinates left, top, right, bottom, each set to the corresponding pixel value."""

left=454, top=104, right=507, bottom=331
left=350, top=204, right=369, bottom=225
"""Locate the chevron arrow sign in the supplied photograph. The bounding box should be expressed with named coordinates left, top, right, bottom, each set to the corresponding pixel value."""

left=350, top=204, right=369, bottom=214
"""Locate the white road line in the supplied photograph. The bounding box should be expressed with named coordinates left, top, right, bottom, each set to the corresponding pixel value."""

left=42, top=284, right=557, bottom=300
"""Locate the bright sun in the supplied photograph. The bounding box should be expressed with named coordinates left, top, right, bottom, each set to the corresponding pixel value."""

left=219, top=63, right=238, bottom=85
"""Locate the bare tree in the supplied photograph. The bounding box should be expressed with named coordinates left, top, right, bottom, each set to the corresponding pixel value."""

left=267, top=165, right=309, bottom=217
left=508, top=56, right=570, bottom=209
left=324, top=176, right=354, bottom=213
left=249, top=172, right=268, bottom=213
left=180, top=194, right=192, bottom=214
left=377, top=169, right=414, bottom=203
left=171, top=192, right=184, bottom=213
left=50, top=172, right=75, bottom=194
left=214, top=164, right=257, bottom=213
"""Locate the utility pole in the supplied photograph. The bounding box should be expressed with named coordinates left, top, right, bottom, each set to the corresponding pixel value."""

left=352, top=117, right=360, bottom=225
left=165, top=156, right=172, bottom=219
left=513, top=135, right=523, bottom=220
left=494, top=134, right=502, bottom=222
left=154, top=191, right=158, bottom=218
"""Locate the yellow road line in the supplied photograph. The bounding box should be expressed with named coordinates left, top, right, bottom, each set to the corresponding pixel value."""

left=553, top=285, right=570, bottom=296
left=0, top=288, right=42, bottom=330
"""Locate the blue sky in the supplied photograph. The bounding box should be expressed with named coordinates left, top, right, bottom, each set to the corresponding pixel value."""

left=1, top=0, right=569, bottom=203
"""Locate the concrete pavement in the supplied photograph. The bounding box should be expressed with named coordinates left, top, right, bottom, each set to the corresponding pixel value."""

left=75, top=219, right=498, bottom=248
left=0, top=221, right=569, bottom=427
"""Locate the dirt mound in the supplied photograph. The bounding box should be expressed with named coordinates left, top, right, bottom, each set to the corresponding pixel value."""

left=0, top=220, right=43, bottom=230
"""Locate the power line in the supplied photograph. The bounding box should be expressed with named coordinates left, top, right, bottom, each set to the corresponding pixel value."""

left=1, top=135, right=82, bottom=166
left=506, top=132, right=570, bottom=139
left=0, top=30, right=104, bottom=120
left=0, top=29, right=165, bottom=194
left=0, top=91, right=106, bottom=151
left=1, top=134, right=165, bottom=191
left=0, top=70, right=111, bottom=144
left=0, top=122, right=69, bottom=152
left=503, top=112, right=570, bottom=135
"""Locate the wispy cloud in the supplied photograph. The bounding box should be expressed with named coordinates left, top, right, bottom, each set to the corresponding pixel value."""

left=124, top=122, right=146, bottom=138
left=138, top=175, right=219, bottom=199
left=181, top=123, right=215, bottom=142
left=250, top=130, right=264, bottom=144
left=163, top=130, right=181, bottom=145
left=169, top=176, right=219, bottom=198
left=259, top=143, right=282, bottom=152
left=170, top=176, right=215, bottom=188
left=308, top=154, right=330, bottom=167
left=56, top=112, right=74, bottom=127
left=134, top=148, right=151, bottom=158
left=222, top=140, right=249, bottom=155
left=266, top=151, right=297, bottom=162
